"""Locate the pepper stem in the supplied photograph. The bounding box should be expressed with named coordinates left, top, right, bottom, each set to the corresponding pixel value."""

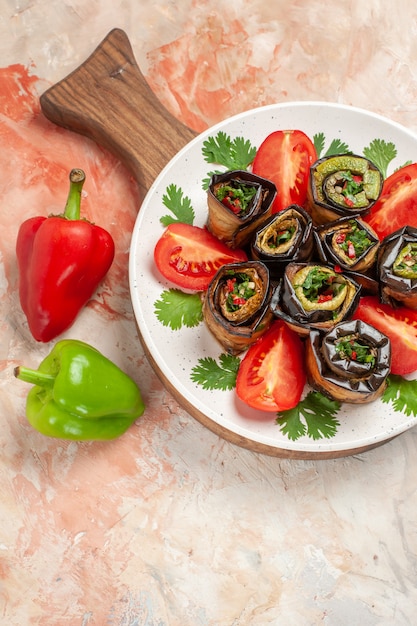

left=63, top=168, right=86, bottom=220
left=14, top=366, right=55, bottom=388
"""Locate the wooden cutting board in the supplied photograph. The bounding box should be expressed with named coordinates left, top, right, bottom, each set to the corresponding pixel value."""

left=40, top=28, right=395, bottom=459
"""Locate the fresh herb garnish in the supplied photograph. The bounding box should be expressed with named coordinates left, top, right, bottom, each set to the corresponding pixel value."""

left=202, top=131, right=257, bottom=189
left=313, top=132, right=350, bottom=158
left=160, top=184, right=195, bottom=226
left=276, top=391, right=340, bottom=440
left=191, top=353, right=241, bottom=390
left=363, top=139, right=397, bottom=179
left=154, top=289, right=203, bottom=330
left=382, top=375, right=417, bottom=416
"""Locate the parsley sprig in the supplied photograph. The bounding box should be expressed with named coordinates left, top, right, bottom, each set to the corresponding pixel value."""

left=191, top=354, right=240, bottom=391
left=363, top=139, right=397, bottom=179
left=276, top=391, right=340, bottom=441
left=154, top=289, right=203, bottom=330
left=202, top=131, right=257, bottom=189
left=382, top=375, right=417, bottom=416
left=314, top=132, right=350, bottom=158
left=160, top=183, right=195, bottom=226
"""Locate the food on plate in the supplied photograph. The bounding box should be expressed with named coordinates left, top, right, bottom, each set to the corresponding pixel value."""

left=364, top=163, right=417, bottom=239
left=16, top=169, right=115, bottom=343
left=14, top=340, right=145, bottom=440
left=202, top=260, right=274, bottom=354
left=251, top=204, right=314, bottom=279
left=377, top=225, right=417, bottom=309
left=206, top=169, right=277, bottom=248
left=307, top=154, right=383, bottom=224
left=271, top=262, right=361, bottom=336
left=305, top=319, right=391, bottom=403
left=236, top=319, right=306, bottom=411
left=252, top=129, right=317, bottom=213
left=314, top=215, right=380, bottom=273
left=352, top=295, right=417, bottom=375
left=154, top=222, right=247, bottom=292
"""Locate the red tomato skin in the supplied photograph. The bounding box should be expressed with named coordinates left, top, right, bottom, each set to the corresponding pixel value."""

left=236, top=320, right=306, bottom=412
left=352, top=296, right=417, bottom=375
left=364, top=163, right=417, bottom=240
left=154, top=222, right=247, bottom=291
left=252, top=129, right=317, bottom=214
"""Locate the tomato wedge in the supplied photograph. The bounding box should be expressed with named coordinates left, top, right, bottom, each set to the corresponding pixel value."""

left=236, top=320, right=306, bottom=412
left=352, top=296, right=417, bottom=375
left=364, top=163, right=417, bottom=240
left=154, top=222, right=247, bottom=291
left=252, top=129, right=317, bottom=214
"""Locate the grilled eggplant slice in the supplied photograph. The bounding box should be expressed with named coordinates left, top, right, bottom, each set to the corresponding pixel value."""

left=202, top=260, right=273, bottom=354
left=207, top=170, right=277, bottom=248
left=377, top=225, right=417, bottom=308
left=307, top=154, right=383, bottom=224
left=251, top=204, right=314, bottom=279
left=314, top=215, right=380, bottom=273
left=305, top=319, right=391, bottom=403
left=271, top=262, right=361, bottom=336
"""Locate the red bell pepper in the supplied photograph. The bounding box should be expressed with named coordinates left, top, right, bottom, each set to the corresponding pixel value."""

left=16, top=168, right=115, bottom=342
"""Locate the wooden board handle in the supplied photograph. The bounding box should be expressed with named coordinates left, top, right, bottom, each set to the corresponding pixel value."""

left=40, top=28, right=197, bottom=197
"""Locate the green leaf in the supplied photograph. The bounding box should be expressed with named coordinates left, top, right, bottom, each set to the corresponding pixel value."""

left=160, top=184, right=195, bottom=226
left=313, top=132, right=326, bottom=158
left=202, top=131, right=257, bottom=170
left=202, top=169, right=224, bottom=191
left=381, top=375, right=417, bottom=416
left=313, top=133, right=350, bottom=159
left=363, top=139, right=397, bottom=179
left=191, top=353, right=240, bottom=391
left=324, top=138, right=351, bottom=157
left=154, top=289, right=203, bottom=330
left=276, top=391, right=341, bottom=441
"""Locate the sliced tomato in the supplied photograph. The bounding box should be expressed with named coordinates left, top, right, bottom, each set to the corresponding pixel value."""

left=236, top=320, right=306, bottom=412
left=352, top=296, right=417, bottom=375
left=364, top=163, right=417, bottom=240
left=154, top=222, right=247, bottom=291
left=252, top=129, right=317, bottom=214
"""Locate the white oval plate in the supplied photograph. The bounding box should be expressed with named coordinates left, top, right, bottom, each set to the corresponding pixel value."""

left=129, top=102, right=417, bottom=458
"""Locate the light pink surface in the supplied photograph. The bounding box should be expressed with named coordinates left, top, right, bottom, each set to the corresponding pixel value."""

left=1, top=2, right=417, bottom=624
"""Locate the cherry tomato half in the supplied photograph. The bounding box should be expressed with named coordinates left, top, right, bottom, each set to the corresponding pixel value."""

left=352, top=296, right=417, bottom=375
left=236, top=319, right=306, bottom=412
left=252, top=129, right=317, bottom=214
left=154, top=222, right=247, bottom=292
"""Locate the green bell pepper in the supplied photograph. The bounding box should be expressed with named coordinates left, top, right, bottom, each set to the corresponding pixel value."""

left=14, top=339, right=145, bottom=440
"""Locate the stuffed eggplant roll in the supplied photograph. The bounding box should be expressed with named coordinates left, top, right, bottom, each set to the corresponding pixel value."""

left=307, top=154, right=382, bottom=224
left=203, top=261, right=273, bottom=355
left=377, top=225, right=417, bottom=308
left=306, top=319, right=391, bottom=403
left=271, top=262, right=361, bottom=336
left=314, top=215, right=380, bottom=273
left=207, top=170, right=277, bottom=248
left=251, top=204, right=314, bottom=279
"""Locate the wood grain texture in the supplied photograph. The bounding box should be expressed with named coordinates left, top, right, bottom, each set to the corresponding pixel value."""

left=40, top=28, right=197, bottom=198
left=39, top=29, right=389, bottom=459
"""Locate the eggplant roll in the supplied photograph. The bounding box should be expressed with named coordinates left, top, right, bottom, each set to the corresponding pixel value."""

left=206, top=170, right=277, bottom=248
left=377, top=225, right=417, bottom=308
left=251, top=204, right=314, bottom=279
left=307, top=154, right=383, bottom=224
left=306, top=319, right=391, bottom=403
left=314, top=215, right=380, bottom=273
left=271, top=262, right=361, bottom=336
left=202, top=261, right=273, bottom=354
